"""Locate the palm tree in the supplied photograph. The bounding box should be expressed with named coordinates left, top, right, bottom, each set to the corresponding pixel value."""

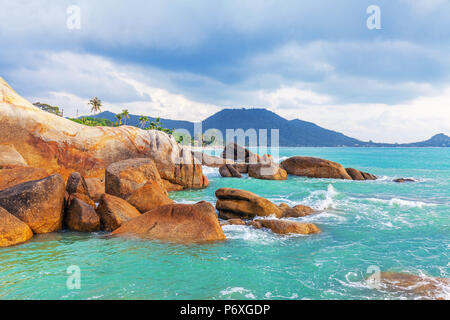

left=115, top=113, right=123, bottom=126
left=88, top=97, right=102, bottom=115
left=139, top=115, right=149, bottom=128
left=122, top=109, right=130, bottom=125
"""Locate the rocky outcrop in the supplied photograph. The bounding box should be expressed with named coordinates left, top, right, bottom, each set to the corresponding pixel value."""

left=112, top=202, right=226, bottom=243
left=215, top=188, right=283, bottom=219
left=281, top=157, right=352, bottom=180
left=126, top=181, right=174, bottom=213
left=377, top=272, right=450, bottom=300
left=0, top=144, right=27, bottom=168
left=248, top=162, right=287, bottom=180
left=105, top=158, right=166, bottom=199
left=0, top=207, right=34, bottom=247
left=219, top=164, right=242, bottom=178
left=393, top=178, right=416, bottom=183
left=279, top=204, right=315, bottom=218
left=0, top=166, right=49, bottom=191
left=95, top=194, right=141, bottom=231
left=85, top=178, right=105, bottom=202
left=0, top=174, right=65, bottom=234
left=220, top=219, right=246, bottom=226
left=193, top=151, right=234, bottom=167
left=64, top=198, right=100, bottom=232
left=68, top=192, right=96, bottom=208
left=249, top=219, right=320, bottom=235
left=222, top=143, right=259, bottom=164
left=0, top=77, right=208, bottom=189
left=346, top=168, right=377, bottom=181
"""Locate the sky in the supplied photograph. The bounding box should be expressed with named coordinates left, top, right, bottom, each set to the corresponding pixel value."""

left=0, top=0, right=449, bottom=143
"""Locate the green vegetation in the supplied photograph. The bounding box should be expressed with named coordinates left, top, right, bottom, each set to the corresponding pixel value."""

left=144, top=117, right=174, bottom=135
left=88, top=97, right=102, bottom=115
left=69, top=117, right=113, bottom=127
left=33, top=102, right=63, bottom=116
left=122, top=109, right=130, bottom=125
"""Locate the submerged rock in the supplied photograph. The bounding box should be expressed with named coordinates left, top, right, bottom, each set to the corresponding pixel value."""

left=95, top=194, right=141, bottom=231
left=0, top=174, right=65, bottom=234
left=215, top=188, right=283, bottom=219
left=126, top=181, right=174, bottom=213
left=279, top=204, right=315, bottom=218
left=0, top=77, right=208, bottom=189
left=64, top=198, right=100, bottom=232
left=112, top=202, right=226, bottom=243
left=105, top=158, right=166, bottom=199
left=249, top=219, right=320, bottom=235
left=376, top=272, right=450, bottom=300
left=0, top=166, right=49, bottom=191
left=281, top=156, right=352, bottom=180
left=85, top=178, right=105, bottom=202
left=0, top=207, right=33, bottom=247
left=393, top=178, right=416, bottom=183
left=219, top=164, right=242, bottom=178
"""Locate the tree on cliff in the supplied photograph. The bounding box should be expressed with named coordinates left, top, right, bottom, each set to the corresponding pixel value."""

left=88, top=97, right=102, bottom=115
left=122, top=109, right=130, bottom=125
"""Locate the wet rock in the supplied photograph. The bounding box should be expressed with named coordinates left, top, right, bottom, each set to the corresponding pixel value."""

left=249, top=219, right=320, bottom=235
left=0, top=174, right=65, bottom=234
left=0, top=207, right=33, bottom=247
left=112, top=201, right=226, bottom=243
left=219, top=164, right=242, bottom=178
left=64, top=198, right=100, bottom=232
left=0, top=167, right=49, bottom=191
left=84, top=178, right=105, bottom=202
left=279, top=204, right=315, bottom=218
left=281, top=156, right=352, bottom=180
left=126, top=181, right=174, bottom=213
left=220, top=218, right=246, bottom=226
left=105, top=158, right=166, bottom=199
left=96, top=194, right=141, bottom=231
left=215, top=188, right=283, bottom=219
left=393, top=178, right=416, bottom=183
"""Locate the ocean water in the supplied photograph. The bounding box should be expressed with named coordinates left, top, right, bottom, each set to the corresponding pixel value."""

left=0, top=148, right=448, bottom=300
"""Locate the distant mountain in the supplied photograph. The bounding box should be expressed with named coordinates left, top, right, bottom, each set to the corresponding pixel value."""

left=85, top=109, right=449, bottom=147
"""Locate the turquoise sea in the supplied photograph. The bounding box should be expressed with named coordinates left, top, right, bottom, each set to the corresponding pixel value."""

left=0, top=148, right=449, bottom=300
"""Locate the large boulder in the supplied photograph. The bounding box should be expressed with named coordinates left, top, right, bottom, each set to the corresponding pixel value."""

left=96, top=194, right=141, bottom=231
left=0, top=166, right=49, bottom=191
left=250, top=219, right=320, bottom=235
left=112, top=202, right=226, bottom=243
left=222, top=143, right=260, bottom=164
left=346, top=168, right=377, bottom=181
left=279, top=204, right=315, bottom=218
left=0, top=144, right=27, bottom=167
left=376, top=272, right=450, bottom=300
left=0, top=174, right=65, bottom=234
left=0, top=207, right=34, bottom=247
left=126, top=181, right=174, bottom=213
left=219, top=164, right=242, bottom=178
left=0, top=77, right=208, bottom=189
left=281, top=156, right=352, bottom=180
left=215, top=188, right=283, bottom=219
left=66, top=172, right=89, bottom=195
left=220, top=218, right=246, bottom=226
left=105, top=158, right=166, bottom=199
left=85, top=178, right=105, bottom=202
left=68, top=192, right=96, bottom=208
left=64, top=198, right=100, bottom=232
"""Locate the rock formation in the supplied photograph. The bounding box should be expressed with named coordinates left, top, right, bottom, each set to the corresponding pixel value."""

left=219, top=164, right=242, bottom=178
left=0, top=207, right=34, bottom=247
left=112, top=202, right=226, bottom=243
left=0, top=144, right=28, bottom=167
left=249, top=219, right=320, bottom=235
left=64, top=198, right=100, bottom=232
left=95, top=194, right=141, bottom=231
left=126, top=181, right=174, bottom=213
left=0, top=174, right=65, bottom=234
left=0, top=77, right=208, bottom=190
left=0, top=166, right=49, bottom=191
left=84, top=178, right=105, bottom=202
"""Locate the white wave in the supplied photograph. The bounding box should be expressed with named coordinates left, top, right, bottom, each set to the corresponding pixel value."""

left=303, top=184, right=339, bottom=210
left=367, top=197, right=437, bottom=208
left=201, top=165, right=220, bottom=178
left=221, top=287, right=256, bottom=299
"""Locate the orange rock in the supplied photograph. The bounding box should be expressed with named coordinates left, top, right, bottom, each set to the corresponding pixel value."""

left=0, top=166, right=49, bottom=191
left=66, top=172, right=89, bottom=195
left=162, top=179, right=184, bottom=192
left=220, top=218, right=246, bottom=226
left=85, top=178, right=105, bottom=202
left=96, top=194, right=141, bottom=231
left=215, top=188, right=283, bottom=219
left=68, top=193, right=96, bottom=208
left=126, top=181, right=174, bottom=213
left=346, top=168, right=377, bottom=181
left=280, top=204, right=315, bottom=218
left=248, top=162, right=287, bottom=180
left=250, top=219, right=320, bottom=235
left=0, top=174, right=65, bottom=234
left=281, top=156, right=352, bottom=180
left=219, top=164, right=242, bottom=178
left=112, top=202, right=226, bottom=243
left=0, top=144, right=27, bottom=167
left=105, top=158, right=166, bottom=199
left=64, top=198, right=100, bottom=232
left=0, top=207, right=33, bottom=247
left=0, top=77, right=208, bottom=189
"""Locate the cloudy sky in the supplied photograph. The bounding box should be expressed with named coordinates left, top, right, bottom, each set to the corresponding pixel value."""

left=1, top=0, right=449, bottom=143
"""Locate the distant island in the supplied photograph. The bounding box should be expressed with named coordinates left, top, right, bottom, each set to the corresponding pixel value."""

left=85, top=108, right=449, bottom=147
